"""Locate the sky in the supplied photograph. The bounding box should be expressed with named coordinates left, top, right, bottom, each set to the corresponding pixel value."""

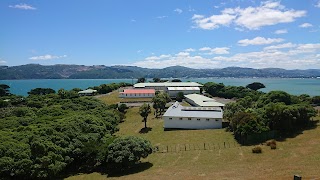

left=1, top=0, right=320, bottom=69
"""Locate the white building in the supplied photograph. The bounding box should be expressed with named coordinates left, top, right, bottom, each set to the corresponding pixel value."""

left=163, top=102, right=223, bottom=129
left=167, top=87, right=200, bottom=98
left=184, top=94, right=225, bottom=108
left=119, top=89, right=155, bottom=98
left=134, top=82, right=203, bottom=91
left=78, top=89, right=97, bottom=96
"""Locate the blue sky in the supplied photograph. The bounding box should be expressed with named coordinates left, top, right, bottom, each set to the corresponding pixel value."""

left=1, top=0, right=320, bottom=69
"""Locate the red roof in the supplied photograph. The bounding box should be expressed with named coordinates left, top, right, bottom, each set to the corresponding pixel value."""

left=121, top=89, right=155, bottom=94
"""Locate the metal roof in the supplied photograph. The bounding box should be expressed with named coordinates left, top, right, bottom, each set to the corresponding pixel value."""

left=78, top=89, right=97, bottom=94
left=121, top=89, right=155, bottom=94
left=167, top=87, right=200, bottom=91
left=184, top=94, right=225, bottom=107
left=134, top=82, right=203, bottom=88
left=163, top=102, right=223, bottom=119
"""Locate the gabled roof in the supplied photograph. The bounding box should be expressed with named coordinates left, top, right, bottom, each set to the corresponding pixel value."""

left=134, top=82, right=203, bottom=88
left=121, top=89, right=155, bottom=94
left=185, top=94, right=225, bottom=107
left=163, top=102, right=223, bottom=119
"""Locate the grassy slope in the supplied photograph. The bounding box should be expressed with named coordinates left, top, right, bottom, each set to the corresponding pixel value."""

left=66, top=94, right=320, bottom=180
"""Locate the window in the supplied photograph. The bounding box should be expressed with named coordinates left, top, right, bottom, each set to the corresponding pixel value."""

left=197, top=118, right=200, bottom=121
left=188, top=118, right=191, bottom=120
left=169, top=118, right=172, bottom=120
left=179, top=118, right=183, bottom=120
left=206, top=119, right=210, bottom=121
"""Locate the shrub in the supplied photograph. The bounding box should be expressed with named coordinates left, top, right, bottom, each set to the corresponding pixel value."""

left=107, top=136, right=153, bottom=169
left=266, top=139, right=276, bottom=146
left=270, top=143, right=277, bottom=150
left=252, top=146, right=262, bottom=153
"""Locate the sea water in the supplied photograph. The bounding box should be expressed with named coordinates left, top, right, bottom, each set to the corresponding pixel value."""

left=0, top=78, right=319, bottom=96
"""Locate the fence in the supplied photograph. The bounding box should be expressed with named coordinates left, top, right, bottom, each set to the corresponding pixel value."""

left=154, top=142, right=239, bottom=153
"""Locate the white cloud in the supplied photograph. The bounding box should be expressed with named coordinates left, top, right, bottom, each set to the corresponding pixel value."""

left=157, top=16, right=168, bottom=19
left=274, top=29, right=288, bottom=34
left=131, top=43, right=320, bottom=69
left=192, top=1, right=306, bottom=30
left=299, top=23, right=313, bottom=28
left=238, top=37, right=284, bottom=46
left=176, top=52, right=190, bottom=57
left=0, top=59, right=7, bottom=64
left=199, top=47, right=230, bottom=54
left=192, top=13, right=236, bottom=30
left=131, top=19, right=136, bottom=22
left=29, top=54, right=67, bottom=60
left=264, top=43, right=296, bottom=50
left=174, top=8, right=183, bottom=14
left=315, top=1, right=320, bottom=8
left=184, top=48, right=195, bottom=52
left=9, top=3, right=36, bottom=10
left=133, top=53, right=219, bottom=69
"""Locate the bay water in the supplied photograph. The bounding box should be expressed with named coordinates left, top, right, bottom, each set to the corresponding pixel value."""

left=0, top=78, right=319, bottom=96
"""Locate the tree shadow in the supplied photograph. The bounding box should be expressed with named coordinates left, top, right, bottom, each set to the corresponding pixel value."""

left=139, top=127, right=152, bottom=134
left=276, top=120, right=319, bottom=142
left=237, top=120, right=319, bottom=145
left=58, top=162, right=153, bottom=179
left=107, top=162, right=153, bottom=177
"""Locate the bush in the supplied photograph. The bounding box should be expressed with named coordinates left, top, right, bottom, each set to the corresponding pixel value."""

left=270, top=143, right=277, bottom=149
left=252, top=146, right=262, bottom=153
left=266, top=139, right=276, bottom=146
left=107, top=136, right=153, bottom=169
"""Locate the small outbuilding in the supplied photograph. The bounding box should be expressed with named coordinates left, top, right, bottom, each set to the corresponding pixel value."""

left=163, top=102, right=223, bottom=129
left=119, top=89, right=155, bottom=98
left=78, top=89, right=98, bottom=96
left=184, top=94, right=225, bottom=108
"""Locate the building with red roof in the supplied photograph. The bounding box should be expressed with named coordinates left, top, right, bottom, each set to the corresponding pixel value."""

left=119, top=89, right=156, bottom=98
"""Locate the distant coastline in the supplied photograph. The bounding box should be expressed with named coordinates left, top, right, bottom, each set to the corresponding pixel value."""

left=1, top=64, right=320, bottom=80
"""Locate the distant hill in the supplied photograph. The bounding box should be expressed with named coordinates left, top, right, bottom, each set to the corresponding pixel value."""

left=1, top=64, right=320, bottom=79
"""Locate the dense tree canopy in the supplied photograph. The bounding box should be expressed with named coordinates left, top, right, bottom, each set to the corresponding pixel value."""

left=246, top=82, right=266, bottom=91
left=28, top=88, right=56, bottom=95
left=0, top=83, right=150, bottom=179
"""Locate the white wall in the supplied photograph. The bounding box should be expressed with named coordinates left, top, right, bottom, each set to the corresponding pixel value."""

left=163, top=116, right=222, bottom=129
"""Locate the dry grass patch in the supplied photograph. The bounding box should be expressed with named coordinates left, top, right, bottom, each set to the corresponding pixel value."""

left=67, top=97, right=320, bottom=180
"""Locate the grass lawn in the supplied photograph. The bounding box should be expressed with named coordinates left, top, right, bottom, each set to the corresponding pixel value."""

left=66, top=95, right=320, bottom=180
left=97, top=91, right=152, bottom=104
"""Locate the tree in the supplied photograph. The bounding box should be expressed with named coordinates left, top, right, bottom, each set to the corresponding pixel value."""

left=137, top=77, right=146, bottom=83
left=171, top=79, right=181, bottom=82
left=139, top=103, right=151, bottom=128
left=152, top=96, right=166, bottom=117
left=118, top=103, right=128, bottom=113
left=0, top=84, right=10, bottom=96
left=246, top=82, right=266, bottom=91
left=28, top=88, right=56, bottom=95
left=257, top=91, right=292, bottom=107
left=153, top=78, right=160, bottom=82
left=106, top=136, right=152, bottom=169
left=176, top=92, right=184, bottom=102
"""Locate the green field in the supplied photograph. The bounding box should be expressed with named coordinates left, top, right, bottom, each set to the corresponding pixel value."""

left=66, top=93, right=320, bottom=180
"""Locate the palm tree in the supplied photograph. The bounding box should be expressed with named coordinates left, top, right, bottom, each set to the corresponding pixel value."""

left=139, top=103, right=151, bottom=128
